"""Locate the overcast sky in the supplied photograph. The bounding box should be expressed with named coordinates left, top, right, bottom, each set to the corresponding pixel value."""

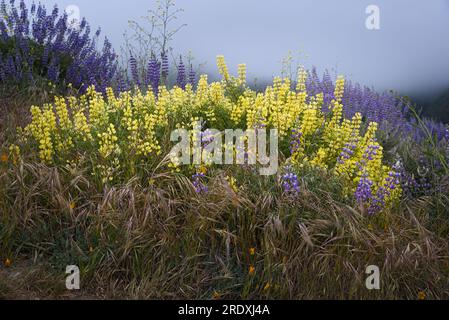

left=37, top=0, right=449, bottom=96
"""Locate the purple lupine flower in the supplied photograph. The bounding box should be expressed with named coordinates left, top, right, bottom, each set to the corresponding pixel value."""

left=41, top=45, right=49, bottom=65
left=338, top=141, right=357, bottom=164
left=280, top=170, right=300, bottom=195
left=391, top=159, right=414, bottom=198
left=385, top=170, right=401, bottom=191
left=355, top=173, right=373, bottom=203
left=201, top=129, right=215, bottom=148
left=192, top=173, right=208, bottom=194
left=176, top=56, right=186, bottom=89
left=367, top=169, right=400, bottom=216
left=188, top=63, right=196, bottom=86
left=116, top=72, right=129, bottom=93
left=161, top=51, right=169, bottom=83
left=290, top=129, right=302, bottom=154
left=47, top=57, right=59, bottom=82
left=146, top=54, right=161, bottom=94
left=368, top=188, right=386, bottom=215
left=362, top=169, right=401, bottom=215
left=129, top=53, right=140, bottom=87
left=353, top=144, right=393, bottom=215
left=415, top=156, right=432, bottom=193
left=400, top=172, right=419, bottom=198
left=417, top=176, right=432, bottom=195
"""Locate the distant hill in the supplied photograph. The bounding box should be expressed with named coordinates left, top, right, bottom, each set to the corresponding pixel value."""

left=420, top=88, right=449, bottom=123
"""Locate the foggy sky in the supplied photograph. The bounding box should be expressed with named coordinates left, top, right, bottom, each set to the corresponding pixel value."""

left=37, top=0, right=449, bottom=96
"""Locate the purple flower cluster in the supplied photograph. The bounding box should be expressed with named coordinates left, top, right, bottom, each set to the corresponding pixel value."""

left=129, top=53, right=140, bottom=86
left=0, top=0, right=117, bottom=92
left=305, top=68, right=407, bottom=128
left=354, top=144, right=380, bottom=172
left=355, top=170, right=400, bottom=215
left=353, top=144, right=401, bottom=215
left=355, top=173, right=373, bottom=203
left=369, top=171, right=401, bottom=215
left=176, top=56, right=186, bottom=89
left=399, top=173, right=420, bottom=198
left=129, top=53, right=140, bottom=87
left=290, top=129, right=302, bottom=154
left=304, top=67, right=448, bottom=145
left=192, top=172, right=208, bottom=194
left=393, top=157, right=438, bottom=198
left=188, top=63, right=196, bottom=86
left=201, top=129, right=215, bottom=147
left=404, top=118, right=449, bottom=144
left=126, top=53, right=195, bottom=94
left=280, top=171, right=300, bottom=195
left=415, top=157, right=433, bottom=195
left=337, top=141, right=357, bottom=165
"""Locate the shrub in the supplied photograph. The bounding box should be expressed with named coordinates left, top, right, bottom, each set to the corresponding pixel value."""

left=9, top=56, right=403, bottom=215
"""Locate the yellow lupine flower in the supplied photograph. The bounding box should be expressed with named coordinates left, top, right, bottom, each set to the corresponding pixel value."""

left=216, top=55, right=230, bottom=81
left=73, top=109, right=92, bottom=142
left=226, top=176, right=239, bottom=193
left=196, top=75, right=209, bottom=105
left=55, top=97, right=71, bottom=130
left=209, top=81, right=225, bottom=105
left=237, top=63, right=247, bottom=85
left=333, top=76, right=345, bottom=103
left=310, top=148, right=328, bottom=169
left=98, top=124, right=119, bottom=158
left=296, top=67, right=308, bottom=93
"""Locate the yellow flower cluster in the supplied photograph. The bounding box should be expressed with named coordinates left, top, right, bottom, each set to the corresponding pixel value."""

left=225, top=175, right=239, bottom=193
left=333, top=76, right=345, bottom=103
left=237, top=63, right=247, bottom=86
left=28, top=104, right=56, bottom=163
left=16, top=55, right=400, bottom=204
left=98, top=124, right=119, bottom=158
left=217, top=55, right=230, bottom=82
left=21, top=86, right=163, bottom=183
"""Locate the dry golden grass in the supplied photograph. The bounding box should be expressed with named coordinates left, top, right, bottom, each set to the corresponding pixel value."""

left=1, top=160, right=448, bottom=299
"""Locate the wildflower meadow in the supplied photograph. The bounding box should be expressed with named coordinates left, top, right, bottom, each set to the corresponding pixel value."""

left=0, top=0, right=449, bottom=300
